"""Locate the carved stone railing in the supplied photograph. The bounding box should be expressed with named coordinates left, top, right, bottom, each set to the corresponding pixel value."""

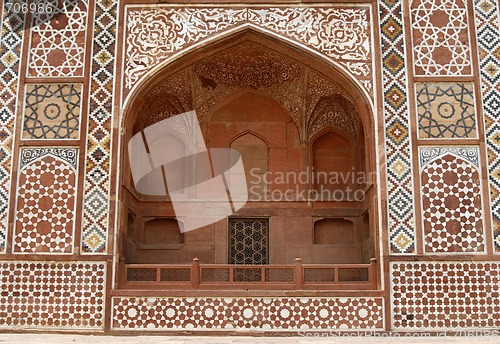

left=119, top=258, right=378, bottom=290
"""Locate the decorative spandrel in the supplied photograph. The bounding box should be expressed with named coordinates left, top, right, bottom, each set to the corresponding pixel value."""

left=124, top=5, right=373, bottom=99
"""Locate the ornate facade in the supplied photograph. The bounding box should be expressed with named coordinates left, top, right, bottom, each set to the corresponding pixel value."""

left=0, top=0, right=499, bottom=333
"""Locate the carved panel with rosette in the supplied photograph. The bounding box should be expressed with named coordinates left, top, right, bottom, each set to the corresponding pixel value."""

left=123, top=5, right=374, bottom=100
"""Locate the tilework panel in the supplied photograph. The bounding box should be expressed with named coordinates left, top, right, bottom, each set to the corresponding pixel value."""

left=14, top=148, right=78, bottom=253
left=0, top=261, right=106, bottom=329
left=391, top=262, right=500, bottom=330
left=380, top=1, right=416, bottom=253
left=27, top=0, right=88, bottom=77
left=81, top=0, right=117, bottom=253
left=22, top=84, right=82, bottom=139
left=112, top=297, right=384, bottom=331
left=416, top=83, right=477, bottom=139
left=474, top=0, right=500, bottom=252
left=419, top=147, right=484, bottom=253
left=124, top=6, right=373, bottom=98
left=410, top=0, right=472, bottom=76
left=0, top=4, right=25, bottom=252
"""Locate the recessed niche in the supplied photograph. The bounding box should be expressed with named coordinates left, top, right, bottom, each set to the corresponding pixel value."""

left=314, top=218, right=354, bottom=245
left=138, top=218, right=184, bottom=250
left=127, top=212, right=135, bottom=241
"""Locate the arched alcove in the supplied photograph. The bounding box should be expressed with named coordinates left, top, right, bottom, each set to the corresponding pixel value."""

left=121, top=30, right=374, bottom=141
left=229, top=133, right=268, bottom=199
left=118, top=30, right=379, bottom=283
left=312, top=130, right=358, bottom=194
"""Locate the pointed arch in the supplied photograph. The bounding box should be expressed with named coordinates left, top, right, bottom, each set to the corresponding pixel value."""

left=229, top=131, right=269, bottom=200
left=122, top=23, right=373, bottom=111
left=120, top=27, right=375, bottom=136
left=116, top=24, right=382, bottom=272
left=228, top=130, right=270, bottom=149
left=310, top=128, right=360, bottom=194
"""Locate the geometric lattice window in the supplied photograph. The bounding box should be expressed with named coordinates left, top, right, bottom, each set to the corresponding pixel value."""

left=229, top=218, right=268, bottom=265
left=22, top=84, right=82, bottom=139
left=416, top=83, right=477, bottom=139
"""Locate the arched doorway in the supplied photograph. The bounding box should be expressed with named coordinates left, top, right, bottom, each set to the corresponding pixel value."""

left=118, top=31, right=378, bottom=289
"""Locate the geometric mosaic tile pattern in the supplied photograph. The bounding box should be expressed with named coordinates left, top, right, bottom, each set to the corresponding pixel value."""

left=0, top=5, right=25, bottom=252
left=416, top=83, right=477, bottom=139
left=391, top=262, right=500, bottom=329
left=112, top=297, right=384, bottom=331
left=23, top=84, right=81, bottom=139
left=14, top=148, right=78, bottom=253
left=419, top=147, right=484, bottom=253
left=27, top=0, right=88, bottom=77
left=474, top=0, right=500, bottom=252
left=0, top=261, right=106, bottom=329
left=380, top=0, right=416, bottom=253
left=82, top=0, right=117, bottom=253
left=124, top=6, right=373, bottom=99
left=410, top=0, right=472, bottom=76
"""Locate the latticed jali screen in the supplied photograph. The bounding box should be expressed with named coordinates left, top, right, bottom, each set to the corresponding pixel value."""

left=303, top=267, right=370, bottom=282
left=338, top=268, right=369, bottom=282
left=127, top=267, right=191, bottom=282
left=265, top=268, right=294, bottom=282
left=304, top=268, right=335, bottom=282
left=201, top=268, right=230, bottom=282
left=229, top=218, right=268, bottom=265
left=160, top=268, right=190, bottom=281
left=127, top=268, right=156, bottom=282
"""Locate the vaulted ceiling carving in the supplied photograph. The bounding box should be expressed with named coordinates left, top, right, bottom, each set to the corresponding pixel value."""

left=134, top=40, right=361, bottom=144
left=193, top=42, right=303, bottom=88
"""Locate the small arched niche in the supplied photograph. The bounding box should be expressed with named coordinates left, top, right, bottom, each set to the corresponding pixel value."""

left=312, top=130, right=358, bottom=194
left=207, top=89, right=295, bottom=199
left=229, top=132, right=268, bottom=199
left=132, top=134, right=186, bottom=197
